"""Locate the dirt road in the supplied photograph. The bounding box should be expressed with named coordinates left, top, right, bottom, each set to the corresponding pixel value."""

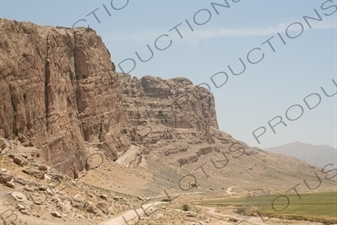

left=196, top=206, right=268, bottom=225
left=101, top=202, right=163, bottom=225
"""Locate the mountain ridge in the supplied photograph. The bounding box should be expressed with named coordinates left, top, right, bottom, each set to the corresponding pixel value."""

left=264, top=141, right=337, bottom=167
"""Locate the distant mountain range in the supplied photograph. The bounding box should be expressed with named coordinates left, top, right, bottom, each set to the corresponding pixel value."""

left=264, top=142, right=337, bottom=167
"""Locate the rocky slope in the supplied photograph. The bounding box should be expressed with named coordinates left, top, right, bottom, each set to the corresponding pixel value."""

left=117, top=73, right=336, bottom=196
left=0, top=138, right=152, bottom=225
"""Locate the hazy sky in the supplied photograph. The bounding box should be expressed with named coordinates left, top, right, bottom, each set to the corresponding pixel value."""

left=1, top=0, right=336, bottom=149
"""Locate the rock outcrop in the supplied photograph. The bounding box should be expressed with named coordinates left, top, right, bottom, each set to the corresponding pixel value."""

left=119, top=74, right=218, bottom=145
left=0, top=18, right=131, bottom=176
left=119, top=74, right=218, bottom=130
left=0, top=18, right=219, bottom=177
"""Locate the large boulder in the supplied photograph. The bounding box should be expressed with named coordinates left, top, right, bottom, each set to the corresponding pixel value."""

left=71, top=194, right=86, bottom=208
left=13, top=156, right=28, bottom=167
left=11, top=192, right=27, bottom=202
left=96, top=201, right=109, bottom=215
left=23, top=167, right=44, bottom=179
left=0, top=168, right=12, bottom=183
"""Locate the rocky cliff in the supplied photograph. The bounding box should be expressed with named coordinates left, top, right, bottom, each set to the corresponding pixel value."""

left=120, top=75, right=218, bottom=129
left=0, top=18, right=219, bottom=177
left=0, top=19, right=131, bottom=177
left=118, top=74, right=218, bottom=144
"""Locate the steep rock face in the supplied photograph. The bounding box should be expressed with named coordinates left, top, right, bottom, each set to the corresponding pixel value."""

left=119, top=74, right=218, bottom=143
left=0, top=19, right=132, bottom=176
left=0, top=19, right=219, bottom=176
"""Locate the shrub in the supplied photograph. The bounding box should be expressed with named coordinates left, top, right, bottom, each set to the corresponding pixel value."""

left=236, top=206, right=247, bottom=215
left=236, top=206, right=255, bottom=216
left=182, top=204, right=189, bottom=211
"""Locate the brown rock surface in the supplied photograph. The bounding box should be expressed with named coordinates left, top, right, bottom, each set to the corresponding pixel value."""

left=119, top=74, right=218, bottom=132
left=23, top=167, right=45, bottom=179
left=96, top=201, right=109, bottom=215
left=0, top=18, right=131, bottom=177
left=0, top=19, right=220, bottom=177
left=13, top=156, right=28, bottom=166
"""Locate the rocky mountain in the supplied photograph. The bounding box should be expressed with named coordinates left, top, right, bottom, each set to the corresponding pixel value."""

left=265, top=141, right=337, bottom=167
left=1, top=17, right=336, bottom=192
left=117, top=74, right=336, bottom=196
left=0, top=18, right=134, bottom=177
left=0, top=18, right=336, bottom=225
left=0, top=18, right=220, bottom=177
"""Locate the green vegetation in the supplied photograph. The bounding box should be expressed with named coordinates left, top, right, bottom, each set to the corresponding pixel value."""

left=195, top=192, right=337, bottom=224
left=236, top=206, right=253, bottom=215
left=182, top=204, right=190, bottom=211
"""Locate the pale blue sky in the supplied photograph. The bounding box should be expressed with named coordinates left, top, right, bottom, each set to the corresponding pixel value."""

left=1, top=0, right=336, bottom=149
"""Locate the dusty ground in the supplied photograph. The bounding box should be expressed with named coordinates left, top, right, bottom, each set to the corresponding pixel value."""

left=106, top=195, right=332, bottom=225
left=1, top=137, right=336, bottom=225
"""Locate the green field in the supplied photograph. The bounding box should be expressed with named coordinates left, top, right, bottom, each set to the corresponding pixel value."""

left=194, top=192, right=337, bottom=223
